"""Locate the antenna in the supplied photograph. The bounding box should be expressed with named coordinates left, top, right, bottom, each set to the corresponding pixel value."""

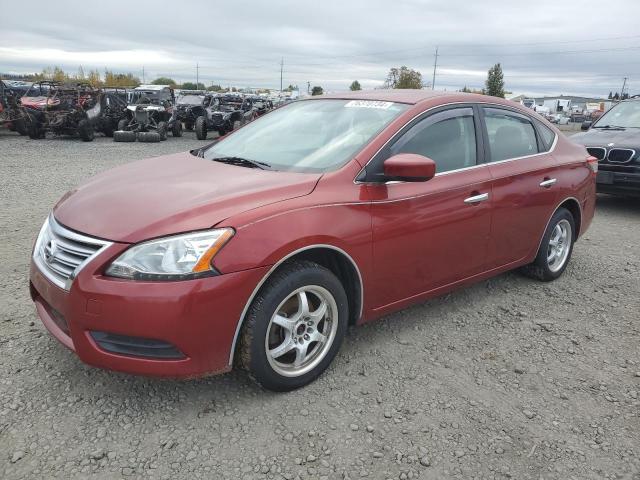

left=432, top=46, right=439, bottom=90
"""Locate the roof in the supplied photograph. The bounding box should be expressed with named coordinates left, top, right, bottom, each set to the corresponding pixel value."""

left=135, top=84, right=171, bottom=91
left=318, top=89, right=451, bottom=105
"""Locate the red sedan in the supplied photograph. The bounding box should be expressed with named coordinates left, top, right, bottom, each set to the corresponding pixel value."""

left=30, top=90, right=596, bottom=391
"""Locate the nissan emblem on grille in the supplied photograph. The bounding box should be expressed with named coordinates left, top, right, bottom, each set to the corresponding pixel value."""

left=44, top=239, right=57, bottom=264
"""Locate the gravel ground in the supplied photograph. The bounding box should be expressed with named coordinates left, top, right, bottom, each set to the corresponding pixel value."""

left=1, top=129, right=639, bottom=480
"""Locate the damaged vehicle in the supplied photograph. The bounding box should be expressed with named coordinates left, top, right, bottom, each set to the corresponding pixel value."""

left=20, top=81, right=103, bottom=141
left=0, top=79, right=30, bottom=135
left=170, top=90, right=211, bottom=132
left=94, top=87, right=130, bottom=137
left=114, top=85, right=179, bottom=143
left=194, top=94, right=257, bottom=140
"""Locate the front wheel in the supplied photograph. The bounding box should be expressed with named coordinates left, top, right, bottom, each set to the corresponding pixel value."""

left=239, top=261, right=348, bottom=391
left=156, top=121, right=168, bottom=141
left=521, top=207, right=575, bottom=282
left=195, top=116, right=207, bottom=140
left=171, top=121, right=182, bottom=137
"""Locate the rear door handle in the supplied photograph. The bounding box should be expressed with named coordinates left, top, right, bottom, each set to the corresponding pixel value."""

left=464, top=192, right=489, bottom=204
left=539, top=178, right=557, bottom=188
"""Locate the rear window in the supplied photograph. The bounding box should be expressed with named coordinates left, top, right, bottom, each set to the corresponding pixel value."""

left=483, top=108, right=539, bottom=162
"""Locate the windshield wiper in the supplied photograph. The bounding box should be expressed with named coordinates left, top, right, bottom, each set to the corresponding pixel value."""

left=211, top=156, right=272, bottom=170
left=593, top=124, right=626, bottom=130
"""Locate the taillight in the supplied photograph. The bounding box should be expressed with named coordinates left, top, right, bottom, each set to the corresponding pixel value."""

left=586, top=156, right=598, bottom=173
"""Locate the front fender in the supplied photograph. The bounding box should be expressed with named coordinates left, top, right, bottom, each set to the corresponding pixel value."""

left=213, top=201, right=373, bottom=308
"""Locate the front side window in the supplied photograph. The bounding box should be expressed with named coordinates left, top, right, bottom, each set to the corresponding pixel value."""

left=483, top=108, right=539, bottom=161
left=203, top=99, right=408, bottom=173
left=390, top=108, right=477, bottom=174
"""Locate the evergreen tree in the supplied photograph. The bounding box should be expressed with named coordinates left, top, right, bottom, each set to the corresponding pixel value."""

left=485, top=63, right=505, bottom=98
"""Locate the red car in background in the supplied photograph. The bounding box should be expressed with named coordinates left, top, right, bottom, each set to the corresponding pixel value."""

left=30, top=90, right=596, bottom=391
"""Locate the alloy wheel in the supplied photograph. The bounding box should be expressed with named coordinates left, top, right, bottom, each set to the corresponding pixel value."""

left=265, top=286, right=338, bottom=378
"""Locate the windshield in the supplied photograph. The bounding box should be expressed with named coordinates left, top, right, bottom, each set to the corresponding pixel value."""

left=203, top=99, right=408, bottom=173
left=594, top=101, right=640, bottom=128
left=177, top=94, right=204, bottom=105
left=130, top=91, right=161, bottom=104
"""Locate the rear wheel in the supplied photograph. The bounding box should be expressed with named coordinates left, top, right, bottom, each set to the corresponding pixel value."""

left=521, top=207, right=575, bottom=282
left=78, top=119, right=94, bottom=142
left=171, top=121, right=182, bottom=137
left=195, top=116, right=207, bottom=140
left=117, top=118, right=129, bottom=131
left=157, top=121, right=167, bottom=141
left=239, top=260, right=348, bottom=391
left=28, top=123, right=44, bottom=139
left=14, top=119, right=27, bottom=135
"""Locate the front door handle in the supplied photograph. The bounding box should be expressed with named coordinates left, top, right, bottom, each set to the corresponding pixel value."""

left=539, top=178, right=557, bottom=188
left=464, top=192, right=489, bottom=204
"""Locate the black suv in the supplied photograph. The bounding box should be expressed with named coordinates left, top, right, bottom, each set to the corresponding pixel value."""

left=572, top=97, right=640, bottom=196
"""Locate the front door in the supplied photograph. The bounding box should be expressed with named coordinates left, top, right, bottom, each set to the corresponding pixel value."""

left=364, top=106, right=493, bottom=309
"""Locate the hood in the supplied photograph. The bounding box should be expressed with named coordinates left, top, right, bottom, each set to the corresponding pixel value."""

left=571, top=128, right=640, bottom=149
left=53, top=152, right=321, bottom=243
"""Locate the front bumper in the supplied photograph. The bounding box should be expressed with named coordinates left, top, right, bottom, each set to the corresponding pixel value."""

left=29, top=248, right=269, bottom=378
left=597, top=170, right=640, bottom=196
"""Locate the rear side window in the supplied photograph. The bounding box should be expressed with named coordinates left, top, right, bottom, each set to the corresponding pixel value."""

left=483, top=108, right=539, bottom=162
left=535, top=121, right=556, bottom=151
left=391, top=108, right=477, bottom=174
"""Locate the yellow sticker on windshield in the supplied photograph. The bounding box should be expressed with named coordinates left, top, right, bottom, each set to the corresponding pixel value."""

left=344, top=100, right=393, bottom=109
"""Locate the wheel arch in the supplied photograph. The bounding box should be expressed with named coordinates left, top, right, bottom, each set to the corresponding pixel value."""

left=228, top=244, right=363, bottom=367
left=534, top=196, right=583, bottom=257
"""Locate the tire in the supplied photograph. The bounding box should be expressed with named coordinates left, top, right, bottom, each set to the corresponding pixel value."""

left=102, top=124, right=115, bottom=137
left=28, top=123, right=44, bottom=140
left=521, top=207, right=575, bottom=282
left=171, top=121, right=182, bottom=137
left=78, top=119, right=94, bottom=142
left=239, top=260, right=349, bottom=391
left=113, top=130, right=137, bottom=142
left=195, top=116, right=207, bottom=140
left=117, top=118, right=129, bottom=131
left=138, top=131, right=161, bottom=143
left=217, top=127, right=226, bottom=136
left=14, top=119, right=27, bottom=135
left=157, top=121, right=168, bottom=141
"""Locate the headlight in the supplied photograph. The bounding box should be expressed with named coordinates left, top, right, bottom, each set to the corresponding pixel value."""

left=105, top=228, right=234, bottom=280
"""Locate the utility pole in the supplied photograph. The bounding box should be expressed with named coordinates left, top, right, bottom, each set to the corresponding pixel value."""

left=196, top=63, right=199, bottom=88
left=142, top=66, right=145, bottom=84
left=620, top=77, right=628, bottom=100
left=280, top=58, right=284, bottom=92
left=431, top=46, right=439, bottom=91
left=307, top=81, right=311, bottom=94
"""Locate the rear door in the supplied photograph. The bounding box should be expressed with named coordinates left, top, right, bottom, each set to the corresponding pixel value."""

left=480, top=106, right=561, bottom=269
left=366, top=106, right=493, bottom=309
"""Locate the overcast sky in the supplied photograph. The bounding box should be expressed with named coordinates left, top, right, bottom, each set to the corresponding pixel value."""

left=1, top=0, right=639, bottom=97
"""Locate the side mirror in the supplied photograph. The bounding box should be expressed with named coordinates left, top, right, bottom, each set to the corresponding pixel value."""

left=383, top=153, right=436, bottom=182
left=581, top=121, right=593, bottom=131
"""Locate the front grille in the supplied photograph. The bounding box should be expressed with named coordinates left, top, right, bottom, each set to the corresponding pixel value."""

left=607, top=148, right=635, bottom=163
left=587, top=147, right=606, bottom=161
left=90, top=331, right=185, bottom=359
left=33, top=215, right=112, bottom=290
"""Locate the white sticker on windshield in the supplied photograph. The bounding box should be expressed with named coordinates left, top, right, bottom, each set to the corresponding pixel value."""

left=344, top=100, right=393, bottom=109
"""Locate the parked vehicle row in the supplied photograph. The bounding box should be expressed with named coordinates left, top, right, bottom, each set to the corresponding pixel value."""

left=0, top=80, right=274, bottom=143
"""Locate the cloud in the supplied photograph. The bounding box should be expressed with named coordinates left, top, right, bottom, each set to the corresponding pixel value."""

left=1, top=0, right=639, bottom=96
